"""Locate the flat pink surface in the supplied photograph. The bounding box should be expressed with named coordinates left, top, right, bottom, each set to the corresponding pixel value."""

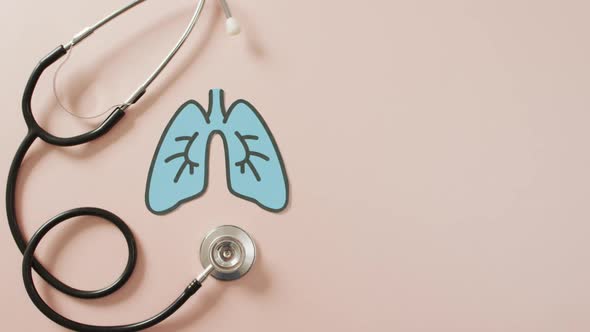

left=1, top=1, right=590, bottom=331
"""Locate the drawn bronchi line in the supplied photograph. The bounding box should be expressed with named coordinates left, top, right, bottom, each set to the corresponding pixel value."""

left=146, top=89, right=289, bottom=215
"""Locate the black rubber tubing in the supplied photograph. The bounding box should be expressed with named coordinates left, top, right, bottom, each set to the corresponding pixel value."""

left=6, top=46, right=201, bottom=331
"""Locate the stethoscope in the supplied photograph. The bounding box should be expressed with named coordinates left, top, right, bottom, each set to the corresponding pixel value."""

left=6, top=1, right=257, bottom=331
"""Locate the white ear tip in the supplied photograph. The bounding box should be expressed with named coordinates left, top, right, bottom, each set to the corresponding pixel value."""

left=226, top=17, right=241, bottom=36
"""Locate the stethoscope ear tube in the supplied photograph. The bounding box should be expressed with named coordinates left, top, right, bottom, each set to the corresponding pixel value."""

left=7, top=48, right=203, bottom=330
left=22, top=45, right=126, bottom=147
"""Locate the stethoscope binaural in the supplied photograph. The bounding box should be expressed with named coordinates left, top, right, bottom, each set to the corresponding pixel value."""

left=5, top=1, right=256, bottom=331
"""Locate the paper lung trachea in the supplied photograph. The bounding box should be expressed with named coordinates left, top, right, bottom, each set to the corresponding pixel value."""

left=146, top=89, right=289, bottom=215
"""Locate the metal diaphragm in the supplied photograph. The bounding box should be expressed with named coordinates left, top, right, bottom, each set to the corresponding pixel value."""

left=200, top=225, right=256, bottom=281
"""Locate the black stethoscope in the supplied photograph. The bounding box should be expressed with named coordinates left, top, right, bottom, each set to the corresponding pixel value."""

left=6, top=1, right=256, bottom=331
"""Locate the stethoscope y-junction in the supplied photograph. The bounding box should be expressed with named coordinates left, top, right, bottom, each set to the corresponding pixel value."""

left=6, top=1, right=256, bottom=331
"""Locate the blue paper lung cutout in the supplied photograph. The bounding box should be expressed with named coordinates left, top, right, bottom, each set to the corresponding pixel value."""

left=146, top=89, right=289, bottom=215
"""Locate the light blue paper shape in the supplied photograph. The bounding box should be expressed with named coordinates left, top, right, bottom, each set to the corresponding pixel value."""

left=146, top=89, right=289, bottom=215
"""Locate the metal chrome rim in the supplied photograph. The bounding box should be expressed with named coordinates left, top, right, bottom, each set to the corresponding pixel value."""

left=200, top=225, right=256, bottom=281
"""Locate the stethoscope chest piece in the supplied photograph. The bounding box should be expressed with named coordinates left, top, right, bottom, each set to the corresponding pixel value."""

left=200, top=225, right=256, bottom=281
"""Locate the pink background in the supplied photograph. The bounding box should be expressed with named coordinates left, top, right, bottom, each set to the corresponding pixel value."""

left=1, top=0, right=590, bottom=331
